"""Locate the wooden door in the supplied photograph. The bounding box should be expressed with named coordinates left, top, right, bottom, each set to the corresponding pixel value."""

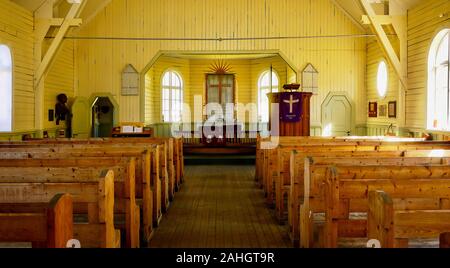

left=322, top=95, right=352, bottom=136
left=71, top=97, right=90, bottom=138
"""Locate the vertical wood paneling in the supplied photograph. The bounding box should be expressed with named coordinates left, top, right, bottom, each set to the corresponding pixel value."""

left=44, top=40, right=75, bottom=130
left=74, top=0, right=367, bottom=126
left=366, top=37, right=399, bottom=133
left=406, top=0, right=450, bottom=129
left=144, top=55, right=291, bottom=124
left=0, top=0, right=34, bottom=132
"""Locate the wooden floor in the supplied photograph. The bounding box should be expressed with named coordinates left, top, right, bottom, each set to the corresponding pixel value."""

left=149, top=165, right=292, bottom=248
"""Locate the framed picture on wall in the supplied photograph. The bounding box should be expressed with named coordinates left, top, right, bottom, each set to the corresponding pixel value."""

left=379, top=104, right=387, bottom=117
left=389, top=101, right=397, bottom=118
left=369, top=102, right=378, bottom=118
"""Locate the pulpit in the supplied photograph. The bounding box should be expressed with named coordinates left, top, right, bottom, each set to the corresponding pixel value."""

left=267, top=92, right=312, bottom=136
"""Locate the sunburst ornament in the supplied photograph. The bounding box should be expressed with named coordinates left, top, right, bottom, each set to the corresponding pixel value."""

left=209, top=59, right=232, bottom=74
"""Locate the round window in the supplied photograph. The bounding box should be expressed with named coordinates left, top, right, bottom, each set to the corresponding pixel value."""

left=377, top=61, right=388, bottom=98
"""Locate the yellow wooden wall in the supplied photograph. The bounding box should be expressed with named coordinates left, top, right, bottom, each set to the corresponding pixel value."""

left=366, top=37, right=399, bottom=135
left=0, top=0, right=34, bottom=135
left=144, top=55, right=291, bottom=124
left=144, top=56, right=190, bottom=124
left=43, top=40, right=75, bottom=131
left=406, top=0, right=450, bottom=131
left=74, top=0, right=367, bottom=133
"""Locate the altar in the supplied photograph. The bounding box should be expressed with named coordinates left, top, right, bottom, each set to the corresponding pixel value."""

left=180, top=122, right=257, bottom=155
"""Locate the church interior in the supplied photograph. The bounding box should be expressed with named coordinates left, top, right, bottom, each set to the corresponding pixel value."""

left=0, top=0, right=450, bottom=249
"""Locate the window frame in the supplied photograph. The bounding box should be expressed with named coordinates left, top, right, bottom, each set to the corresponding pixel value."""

left=257, top=70, right=279, bottom=123
left=0, top=43, right=13, bottom=133
left=427, top=29, right=450, bottom=132
left=161, top=70, right=183, bottom=123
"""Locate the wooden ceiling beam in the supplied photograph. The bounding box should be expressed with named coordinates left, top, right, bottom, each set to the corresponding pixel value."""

left=34, top=0, right=87, bottom=88
left=359, top=0, right=407, bottom=89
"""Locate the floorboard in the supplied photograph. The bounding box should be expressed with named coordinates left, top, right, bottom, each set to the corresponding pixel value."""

left=149, top=165, right=292, bottom=248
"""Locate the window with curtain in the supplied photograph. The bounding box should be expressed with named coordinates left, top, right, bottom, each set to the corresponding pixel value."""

left=0, top=44, right=12, bottom=132
left=162, top=70, right=183, bottom=123
left=258, top=70, right=279, bottom=123
left=428, top=29, right=450, bottom=131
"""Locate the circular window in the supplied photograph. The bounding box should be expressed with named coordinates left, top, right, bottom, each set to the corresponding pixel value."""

left=377, top=61, right=388, bottom=98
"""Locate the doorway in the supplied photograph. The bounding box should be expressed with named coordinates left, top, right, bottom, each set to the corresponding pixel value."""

left=92, top=97, right=114, bottom=138
left=321, top=92, right=353, bottom=137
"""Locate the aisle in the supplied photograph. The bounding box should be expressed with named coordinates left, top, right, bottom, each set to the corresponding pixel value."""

left=149, top=165, right=292, bottom=248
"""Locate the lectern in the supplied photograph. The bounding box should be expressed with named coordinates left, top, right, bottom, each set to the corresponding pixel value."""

left=267, top=92, right=312, bottom=136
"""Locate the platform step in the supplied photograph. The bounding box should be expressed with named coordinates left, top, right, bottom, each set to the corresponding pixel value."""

left=185, top=155, right=255, bottom=165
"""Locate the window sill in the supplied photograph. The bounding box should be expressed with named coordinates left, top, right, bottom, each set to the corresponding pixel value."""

left=425, top=129, right=450, bottom=135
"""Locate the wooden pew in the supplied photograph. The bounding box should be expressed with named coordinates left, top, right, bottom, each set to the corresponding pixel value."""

left=0, top=146, right=160, bottom=232
left=368, top=190, right=450, bottom=248
left=0, top=193, right=73, bottom=248
left=255, top=136, right=427, bottom=185
left=0, top=169, right=119, bottom=248
left=0, top=137, right=184, bottom=198
left=0, top=142, right=168, bottom=219
left=258, top=136, right=444, bottom=191
left=273, top=141, right=450, bottom=209
left=309, top=164, right=450, bottom=248
left=0, top=158, right=140, bottom=248
left=287, top=150, right=410, bottom=245
left=282, top=144, right=450, bottom=246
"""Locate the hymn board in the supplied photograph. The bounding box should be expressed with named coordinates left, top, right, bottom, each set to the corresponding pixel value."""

left=267, top=84, right=312, bottom=136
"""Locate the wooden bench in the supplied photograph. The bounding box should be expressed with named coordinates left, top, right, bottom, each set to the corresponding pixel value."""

left=273, top=142, right=450, bottom=246
left=368, top=190, right=450, bottom=248
left=255, top=136, right=427, bottom=186
left=0, top=169, right=119, bottom=248
left=0, top=141, right=170, bottom=219
left=0, top=146, right=156, bottom=242
left=1, top=137, right=185, bottom=196
left=0, top=158, right=140, bottom=248
left=260, top=138, right=441, bottom=207
left=287, top=150, right=450, bottom=246
left=306, top=164, right=450, bottom=248
left=0, top=193, right=73, bottom=248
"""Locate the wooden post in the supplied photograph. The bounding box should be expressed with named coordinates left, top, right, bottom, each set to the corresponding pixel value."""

left=440, top=233, right=450, bottom=248
left=324, top=167, right=339, bottom=248
left=98, top=170, right=117, bottom=248
left=368, top=190, right=395, bottom=248
left=46, top=193, right=73, bottom=248
left=300, top=157, right=313, bottom=248
left=124, top=158, right=138, bottom=248
left=142, top=151, right=153, bottom=242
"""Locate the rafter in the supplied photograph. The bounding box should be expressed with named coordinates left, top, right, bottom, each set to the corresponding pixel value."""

left=359, top=0, right=407, bottom=88
left=34, top=0, right=87, bottom=88
left=330, top=0, right=367, bottom=33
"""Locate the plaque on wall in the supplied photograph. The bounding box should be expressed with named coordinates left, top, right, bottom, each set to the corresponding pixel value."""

left=369, top=102, right=378, bottom=118
left=121, top=64, right=140, bottom=96
left=388, top=101, right=397, bottom=118
left=379, top=104, right=387, bottom=117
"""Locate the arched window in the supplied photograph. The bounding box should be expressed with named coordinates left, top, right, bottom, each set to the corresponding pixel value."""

left=427, top=29, right=450, bottom=131
left=377, top=61, right=388, bottom=98
left=162, top=70, right=183, bottom=123
left=258, top=70, right=279, bottom=122
left=0, top=44, right=12, bottom=132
